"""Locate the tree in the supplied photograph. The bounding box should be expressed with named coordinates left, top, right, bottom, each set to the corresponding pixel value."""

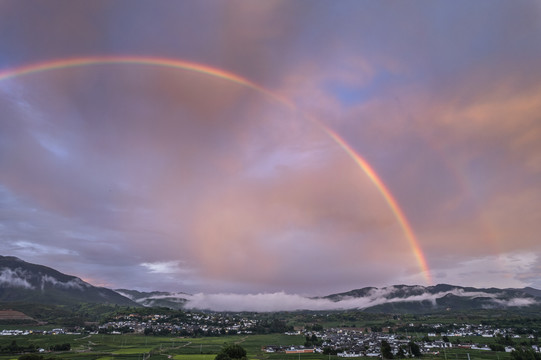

left=381, top=340, right=394, bottom=359
left=7, top=340, right=22, bottom=353
left=18, top=356, right=44, bottom=360
left=396, top=346, right=406, bottom=359
left=511, top=348, right=541, bottom=360
left=490, top=344, right=506, bottom=352
left=215, top=352, right=231, bottom=360
left=305, top=334, right=321, bottom=347
left=215, top=344, right=247, bottom=360
left=50, top=343, right=71, bottom=351
left=497, top=334, right=515, bottom=346
left=323, top=347, right=337, bottom=355
left=18, top=355, right=44, bottom=360
left=408, top=341, right=422, bottom=357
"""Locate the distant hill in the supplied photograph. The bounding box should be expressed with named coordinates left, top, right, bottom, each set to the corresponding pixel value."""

left=521, top=286, right=541, bottom=298
left=2, top=255, right=540, bottom=313
left=115, top=289, right=189, bottom=310
left=0, top=255, right=138, bottom=307
left=113, top=284, right=541, bottom=312
left=322, top=284, right=541, bottom=313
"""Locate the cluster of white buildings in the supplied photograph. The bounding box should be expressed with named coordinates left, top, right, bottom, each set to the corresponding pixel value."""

left=288, top=323, right=540, bottom=358
left=0, top=329, right=31, bottom=336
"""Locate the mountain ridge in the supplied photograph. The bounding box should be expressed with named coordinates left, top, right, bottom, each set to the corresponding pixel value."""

left=0, top=255, right=138, bottom=307
left=115, top=288, right=189, bottom=309
left=320, top=283, right=541, bottom=313
left=1, top=255, right=540, bottom=312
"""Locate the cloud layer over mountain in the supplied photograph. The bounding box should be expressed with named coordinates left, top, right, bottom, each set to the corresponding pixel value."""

left=131, top=285, right=540, bottom=312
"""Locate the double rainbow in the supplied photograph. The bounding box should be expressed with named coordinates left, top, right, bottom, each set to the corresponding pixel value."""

left=0, top=55, right=432, bottom=283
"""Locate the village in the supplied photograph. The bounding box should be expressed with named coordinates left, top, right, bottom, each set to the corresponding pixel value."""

left=2, top=311, right=539, bottom=357
left=271, top=325, right=540, bottom=358
left=97, top=312, right=261, bottom=336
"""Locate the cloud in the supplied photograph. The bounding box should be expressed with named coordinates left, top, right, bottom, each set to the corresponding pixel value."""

left=11, top=241, right=79, bottom=258
left=418, top=252, right=540, bottom=290
left=0, top=268, right=34, bottom=289
left=0, top=266, right=92, bottom=291
left=490, top=298, right=538, bottom=307
left=40, top=275, right=88, bottom=291
left=140, top=261, right=192, bottom=275
left=184, top=150, right=415, bottom=291
left=183, top=287, right=538, bottom=312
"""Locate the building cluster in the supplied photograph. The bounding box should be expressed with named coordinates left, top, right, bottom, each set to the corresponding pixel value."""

left=99, top=312, right=259, bottom=336
left=263, top=323, right=539, bottom=358
left=0, top=328, right=78, bottom=336
left=434, top=323, right=517, bottom=337
left=2, top=314, right=539, bottom=357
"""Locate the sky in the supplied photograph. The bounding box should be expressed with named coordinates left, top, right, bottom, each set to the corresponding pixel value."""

left=0, top=0, right=541, bottom=298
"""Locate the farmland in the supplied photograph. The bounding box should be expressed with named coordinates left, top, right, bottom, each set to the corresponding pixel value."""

left=0, top=308, right=539, bottom=360
left=0, top=333, right=302, bottom=360
left=0, top=331, right=526, bottom=360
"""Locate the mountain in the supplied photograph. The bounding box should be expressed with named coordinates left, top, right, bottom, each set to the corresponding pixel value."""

left=323, top=284, right=541, bottom=313
left=112, top=284, right=541, bottom=312
left=0, top=255, right=138, bottom=306
left=521, top=286, right=541, bottom=298
left=115, top=289, right=189, bottom=309
left=2, top=255, right=540, bottom=313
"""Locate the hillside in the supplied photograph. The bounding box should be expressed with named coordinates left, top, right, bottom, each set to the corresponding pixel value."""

left=0, top=255, right=138, bottom=306
left=2, top=255, right=540, bottom=313
left=115, top=289, right=189, bottom=309
left=323, top=284, right=541, bottom=313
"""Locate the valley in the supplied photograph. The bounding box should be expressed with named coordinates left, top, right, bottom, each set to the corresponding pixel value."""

left=1, top=257, right=540, bottom=359
left=0, top=306, right=540, bottom=360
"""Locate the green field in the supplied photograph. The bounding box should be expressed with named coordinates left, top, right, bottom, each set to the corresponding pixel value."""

left=173, top=355, right=217, bottom=360
left=0, top=333, right=521, bottom=360
left=0, top=333, right=300, bottom=360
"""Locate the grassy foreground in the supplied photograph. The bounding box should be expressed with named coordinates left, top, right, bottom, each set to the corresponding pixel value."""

left=0, top=333, right=513, bottom=360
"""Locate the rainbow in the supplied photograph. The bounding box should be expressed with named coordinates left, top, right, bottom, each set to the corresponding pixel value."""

left=325, top=128, right=432, bottom=283
left=0, top=56, right=292, bottom=107
left=0, top=55, right=432, bottom=283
